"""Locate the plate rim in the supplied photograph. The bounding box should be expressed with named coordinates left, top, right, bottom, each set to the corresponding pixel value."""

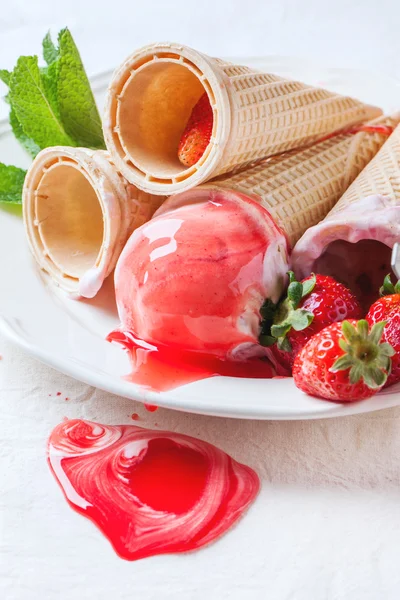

left=2, top=57, right=400, bottom=420
left=3, top=313, right=400, bottom=421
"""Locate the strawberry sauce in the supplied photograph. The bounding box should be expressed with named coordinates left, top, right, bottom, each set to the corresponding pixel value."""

left=107, top=330, right=274, bottom=392
left=112, top=190, right=287, bottom=391
left=114, top=190, right=288, bottom=360
left=48, top=419, right=259, bottom=561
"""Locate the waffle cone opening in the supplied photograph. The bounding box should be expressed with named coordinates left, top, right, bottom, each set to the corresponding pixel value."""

left=105, top=46, right=230, bottom=193
left=118, top=61, right=205, bottom=177
left=314, top=239, right=392, bottom=310
left=35, top=161, right=104, bottom=279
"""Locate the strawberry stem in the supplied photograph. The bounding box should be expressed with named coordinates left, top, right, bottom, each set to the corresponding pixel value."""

left=332, top=320, right=395, bottom=389
left=380, top=273, right=400, bottom=296
left=267, top=272, right=316, bottom=351
left=259, top=298, right=278, bottom=347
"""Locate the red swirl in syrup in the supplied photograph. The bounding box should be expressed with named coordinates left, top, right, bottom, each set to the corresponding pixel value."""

left=107, top=330, right=274, bottom=392
left=48, top=419, right=260, bottom=561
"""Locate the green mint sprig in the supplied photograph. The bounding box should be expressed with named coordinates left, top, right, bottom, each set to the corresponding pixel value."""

left=0, top=164, right=27, bottom=203
left=9, top=55, right=74, bottom=148
left=56, top=29, right=105, bottom=147
left=0, top=28, right=105, bottom=205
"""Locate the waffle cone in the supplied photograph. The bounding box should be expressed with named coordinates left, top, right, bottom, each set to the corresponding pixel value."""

left=23, top=147, right=165, bottom=297
left=328, top=123, right=400, bottom=214
left=103, top=42, right=382, bottom=196
left=200, top=115, right=399, bottom=247
left=291, top=123, right=400, bottom=305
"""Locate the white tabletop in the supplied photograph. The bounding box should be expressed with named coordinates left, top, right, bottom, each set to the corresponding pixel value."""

left=2, top=1, right=400, bottom=598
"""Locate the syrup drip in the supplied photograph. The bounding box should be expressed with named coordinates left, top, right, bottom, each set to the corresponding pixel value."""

left=107, top=330, right=274, bottom=392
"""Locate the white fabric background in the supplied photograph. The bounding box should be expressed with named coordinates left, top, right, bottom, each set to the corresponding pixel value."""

left=1, top=1, right=400, bottom=598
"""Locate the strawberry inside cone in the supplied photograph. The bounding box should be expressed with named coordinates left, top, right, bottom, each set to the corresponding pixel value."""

left=178, top=93, right=213, bottom=167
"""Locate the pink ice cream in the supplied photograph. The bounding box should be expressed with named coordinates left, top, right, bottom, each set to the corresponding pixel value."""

left=114, top=188, right=289, bottom=359
left=292, top=195, right=400, bottom=310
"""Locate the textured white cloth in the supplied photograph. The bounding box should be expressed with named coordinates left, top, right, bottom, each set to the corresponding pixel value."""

left=2, top=336, right=400, bottom=600
left=2, top=2, right=400, bottom=598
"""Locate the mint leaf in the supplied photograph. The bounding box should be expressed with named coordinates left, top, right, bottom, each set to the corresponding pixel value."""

left=42, top=31, right=59, bottom=65
left=41, top=31, right=61, bottom=120
left=9, top=107, right=41, bottom=158
left=1, top=63, right=41, bottom=157
left=0, top=163, right=26, bottom=204
left=0, top=69, right=11, bottom=86
left=41, top=60, right=60, bottom=119
left=57, top=28, right=105, bottom=148
left=9, top=55, right=74, bottom=148
left=0, top=70, right=11, bottom=105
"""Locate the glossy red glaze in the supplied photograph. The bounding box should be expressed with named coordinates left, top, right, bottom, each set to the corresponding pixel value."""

left=107, top=330, right=275, bottom=392
left=114, top=189, right=289, bottom=360
left=48, top=419, right=259, bottom=561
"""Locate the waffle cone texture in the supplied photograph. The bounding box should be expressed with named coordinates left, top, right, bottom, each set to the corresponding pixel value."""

left=103, top=42, right=382, bottom=196
left=23, top=147, right=164, bottom=297
left=328, top=123, right=400, bottom=214
left=291, top=123, right=400, bottom=280
left=203, top=115, right=399, bottom=247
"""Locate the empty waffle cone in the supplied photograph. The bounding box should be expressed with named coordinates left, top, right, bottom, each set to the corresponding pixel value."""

left=157, top=115, right=398, bottom=249
left=103, top=42, right=382, bottom=196
left=292, top=122, right=400, bottom=309
left=23, top=147, right=165, bottom=297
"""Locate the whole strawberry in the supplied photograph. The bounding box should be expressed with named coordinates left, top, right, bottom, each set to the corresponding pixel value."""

left=293, top=319, right=394, bottom=402
left=366, top=274, right=400, bottom=387
left=178, top=93, right=213, bottom=167
left=260, top=272, right=363, bottom=370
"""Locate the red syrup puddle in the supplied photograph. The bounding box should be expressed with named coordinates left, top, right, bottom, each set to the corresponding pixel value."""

left=144, top=403, right=158, bottom=412
left=107, top=330, right=274, bottom=392
left=47, top=419, right=259, bottom=561
left=131, top=413, right=140, bottom=421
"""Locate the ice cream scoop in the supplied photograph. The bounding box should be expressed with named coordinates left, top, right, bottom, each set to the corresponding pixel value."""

left=114, top=189, right=289, bottom=360
left=113, top=117, right=397, bottom=366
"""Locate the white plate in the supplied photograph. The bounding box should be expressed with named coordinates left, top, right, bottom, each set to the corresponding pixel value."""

left=2, top=57, right=400, bottom=420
